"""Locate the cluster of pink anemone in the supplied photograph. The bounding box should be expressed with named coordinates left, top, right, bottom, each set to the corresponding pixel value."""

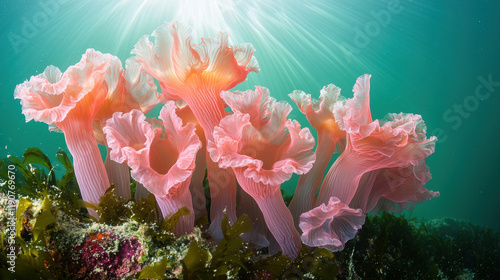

left=14, top=22, right=438, bottom=259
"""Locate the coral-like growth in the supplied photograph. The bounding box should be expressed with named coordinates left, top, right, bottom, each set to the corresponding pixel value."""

left=64, top=230, right=144, bottom=279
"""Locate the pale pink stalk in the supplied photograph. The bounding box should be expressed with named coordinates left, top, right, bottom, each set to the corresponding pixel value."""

left=62, top=120, right=109, bottom=218
left=104, top=149, right=132, bottom=198
left=104, top=102, right=201, bottom=235
left=208, top=87, right=315, bottom=259
left=237, top=187, right=270, bottom=248
left=14, top=49, right=113, bottom=218
left=235, top=171, right=301, bottom=257
left=288, top=84, right=346, bottom=228
left=191, top=144, right=208, bottom=221
left=134, top=182, right=151, bottom=201
left=132, top=21, right=258, bottom=239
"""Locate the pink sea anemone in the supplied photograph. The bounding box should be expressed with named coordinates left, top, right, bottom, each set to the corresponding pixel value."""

left=208, top=86, right=316, bottom=258
left=14, top=49, right=113, bottom=218
left=103, top=102, right=201, bottom=235
left=300, top=74, right=438, bottom=251
left=288, top=84, right=346, bottom=229
left=132, top=21, right=259, bottom=240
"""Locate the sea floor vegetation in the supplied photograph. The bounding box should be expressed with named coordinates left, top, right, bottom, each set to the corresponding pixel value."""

left=0, top=148, right=498, bottom=280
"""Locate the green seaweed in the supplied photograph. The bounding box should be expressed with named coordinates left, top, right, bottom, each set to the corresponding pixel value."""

left=16, top=197, right=32, bottom=239
left=53, top=149, right=82, bottom=210
left=247, top=252, right=291, bottom=278
left=426, top=219, right=500, bottom=279
left=32, top=198, right=57, bottom=241
left=241, top=245, right=339, bottom=280
left=281, top=189, right=293, bottom=207
left=210, top=214, right=253, bottom=277
left=182, top=240, right=211, bottom=279
left=96, top=186, right=131, bottom=225
left=1, top=148, right=85, bottom=219
left=182, top=214, right=253, bottom=279
left=162, top=206, right=191, bottom=233
left=335, top=212, right=439, bottom=279
left=138, top=256, right=170, bottom=279
left=0, top=148, right=55, bottom=198
left=0, top=196, right=59, bottom=279
left=132, top=193, right=160, bottom=224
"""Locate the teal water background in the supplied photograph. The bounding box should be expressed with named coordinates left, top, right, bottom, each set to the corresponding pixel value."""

left=1, top=0, right=499, bottom=231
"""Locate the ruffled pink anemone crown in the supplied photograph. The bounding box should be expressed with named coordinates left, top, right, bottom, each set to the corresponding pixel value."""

left=289, top=84, right=345, bottom=140
left=208, top=86, right=316, bottom=258
left=15, top=49, right=110, bottom=126
left=350, top=161, right=439, bottom=215
left=132, top=21, right=259, bottom=135
left=104, top=101, right=201, bottom=235
left=300, top=74, right=438, bottom=252
left=211, top=87, right=316, bottom=186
